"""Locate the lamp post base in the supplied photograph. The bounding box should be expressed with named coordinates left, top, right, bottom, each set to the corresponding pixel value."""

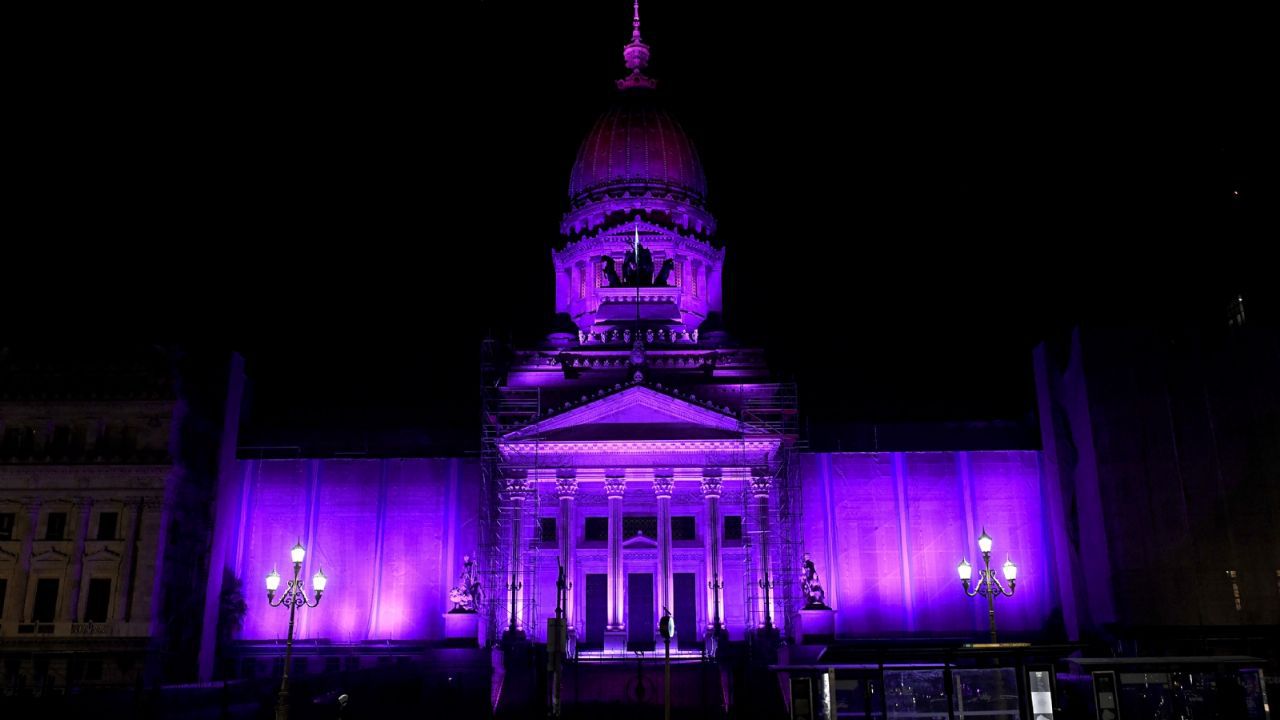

left=501, top=628, right=527, bottom=648
left=275, top=689, right=290, bottom=720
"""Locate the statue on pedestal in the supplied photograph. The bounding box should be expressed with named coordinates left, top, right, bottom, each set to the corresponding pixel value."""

left=449, top=554, right=483, bottom=612
left=801, top=553, right=829, bottom=609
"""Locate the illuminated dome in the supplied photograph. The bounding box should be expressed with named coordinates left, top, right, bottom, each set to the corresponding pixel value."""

left=568, top=99, right=707, bottom=206
left=560, top=0, right=715, bottom=238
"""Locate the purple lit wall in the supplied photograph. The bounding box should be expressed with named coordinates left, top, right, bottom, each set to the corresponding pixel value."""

left=800, top=451, right=1063, bottom=638
left=223, top=458, right=480, bottom=643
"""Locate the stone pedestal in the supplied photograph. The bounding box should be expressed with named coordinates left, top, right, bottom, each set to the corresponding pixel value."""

left=796, top=607, right=835, bottom=644
left=604, top=629, right=628, bottom=654
left=443, top=611, right=480, bottom=647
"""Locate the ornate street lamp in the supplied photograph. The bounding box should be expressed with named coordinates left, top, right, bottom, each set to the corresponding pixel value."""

left=958, top=529, right=1016, bottom=643
left=758, top=571, right=776, bottom=631
left=265, top=541, right=326, bottom=720
left=707, top=571, right=724, bottom=636
left=507, top=574, right=523, bottom=634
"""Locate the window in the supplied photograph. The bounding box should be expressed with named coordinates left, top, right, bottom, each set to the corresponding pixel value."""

left=724, top=516, right=743, bottom=541
left=49, top=425, right=71, bottom=457
left=97, top=512, right=118, bottom=540
left=539, top=517, right=557, bottom=542
left=585, top=517, right=608, bottom=542
left=84, top=579, right=112, bottom=623
left=1, top=427, right=20, bottom=455
left=17, top=427, right=35, bottom=457
left=623, top=516, right=657, bottom=540
left=0, top=513, right=15, bottom=540
left=45, top=512, right=67, bottom=541
left=32, top=579, right=59, bottom=622
left=671, top=516, right=696, bottom=541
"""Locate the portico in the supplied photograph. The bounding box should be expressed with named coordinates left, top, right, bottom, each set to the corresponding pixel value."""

left=496, top=383, right=783, bottom=651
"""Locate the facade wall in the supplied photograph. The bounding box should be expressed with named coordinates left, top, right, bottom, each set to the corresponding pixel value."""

left=1, top=384, right=177, bottom=690
left=228, top=458, right=481, bottom=643
left=799, top=450, right=1061, bottom=638
left=0, top=466, right=168, bottom=637
left=228, top=452, right=1058, bottom=645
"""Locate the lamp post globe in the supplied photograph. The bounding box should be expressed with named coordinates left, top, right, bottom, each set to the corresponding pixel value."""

left=977, top=530, right=993, bottom=555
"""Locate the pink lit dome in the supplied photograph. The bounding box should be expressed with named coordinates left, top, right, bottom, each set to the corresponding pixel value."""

left=568, top=98, right=708, bottom=206
left=560, top=1, right=716, bottom=238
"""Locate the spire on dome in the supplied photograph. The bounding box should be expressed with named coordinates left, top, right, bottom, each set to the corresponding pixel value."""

left=617, top=0, right=657, bottom=90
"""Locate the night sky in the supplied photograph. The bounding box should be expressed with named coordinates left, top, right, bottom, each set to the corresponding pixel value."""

left=45, top=3, right=1270, bottom=455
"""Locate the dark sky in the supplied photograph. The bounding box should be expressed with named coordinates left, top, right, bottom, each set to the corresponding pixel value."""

left=38, top=3, right=1271, bottom=455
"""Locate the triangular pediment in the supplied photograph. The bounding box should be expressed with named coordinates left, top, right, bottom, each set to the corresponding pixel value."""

left=84, top=546, right=122, bottom=562
left=502, top=385, right=754, bottom=443
left=32, top=546, right=69, bottom=563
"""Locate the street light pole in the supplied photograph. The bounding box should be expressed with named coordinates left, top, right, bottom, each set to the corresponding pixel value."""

left=265, top=541, right=327, bottom=720
left=958, top=529, right=1016, bottom=643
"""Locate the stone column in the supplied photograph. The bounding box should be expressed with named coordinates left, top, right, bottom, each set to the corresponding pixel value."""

left=604, top=473, right=627, bottom=653
left=701, top=470, right=724, bottom=636
left=115, top=497, right=143, bottom=622
left=17, top=501, right=39, bottom=622
left=555, top=472, right=577, bottom=632
left=750, top=468, right=774, bottom=631
left=63, top=499, right=92, bottom=622
left=654, top=472, right=674, bottom=636
left=503, top=473, right=529, bottom=639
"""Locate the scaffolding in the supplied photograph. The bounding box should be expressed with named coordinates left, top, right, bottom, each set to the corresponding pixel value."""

left=738, top=383, right=806, bottom=643
left=480, top=337, right=543, bottom=645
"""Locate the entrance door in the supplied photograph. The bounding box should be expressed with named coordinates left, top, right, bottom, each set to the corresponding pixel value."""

left=583, top=574, right=607, bottom=648
left=673, top=572, right=698, bottom=647
left=627, top=573, right=654, bottom=650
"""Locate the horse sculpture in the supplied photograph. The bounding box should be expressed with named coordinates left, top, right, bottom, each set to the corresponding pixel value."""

left=653, top=258, right=675, bottom=286
left=601, top=255, right=622, bottom=287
